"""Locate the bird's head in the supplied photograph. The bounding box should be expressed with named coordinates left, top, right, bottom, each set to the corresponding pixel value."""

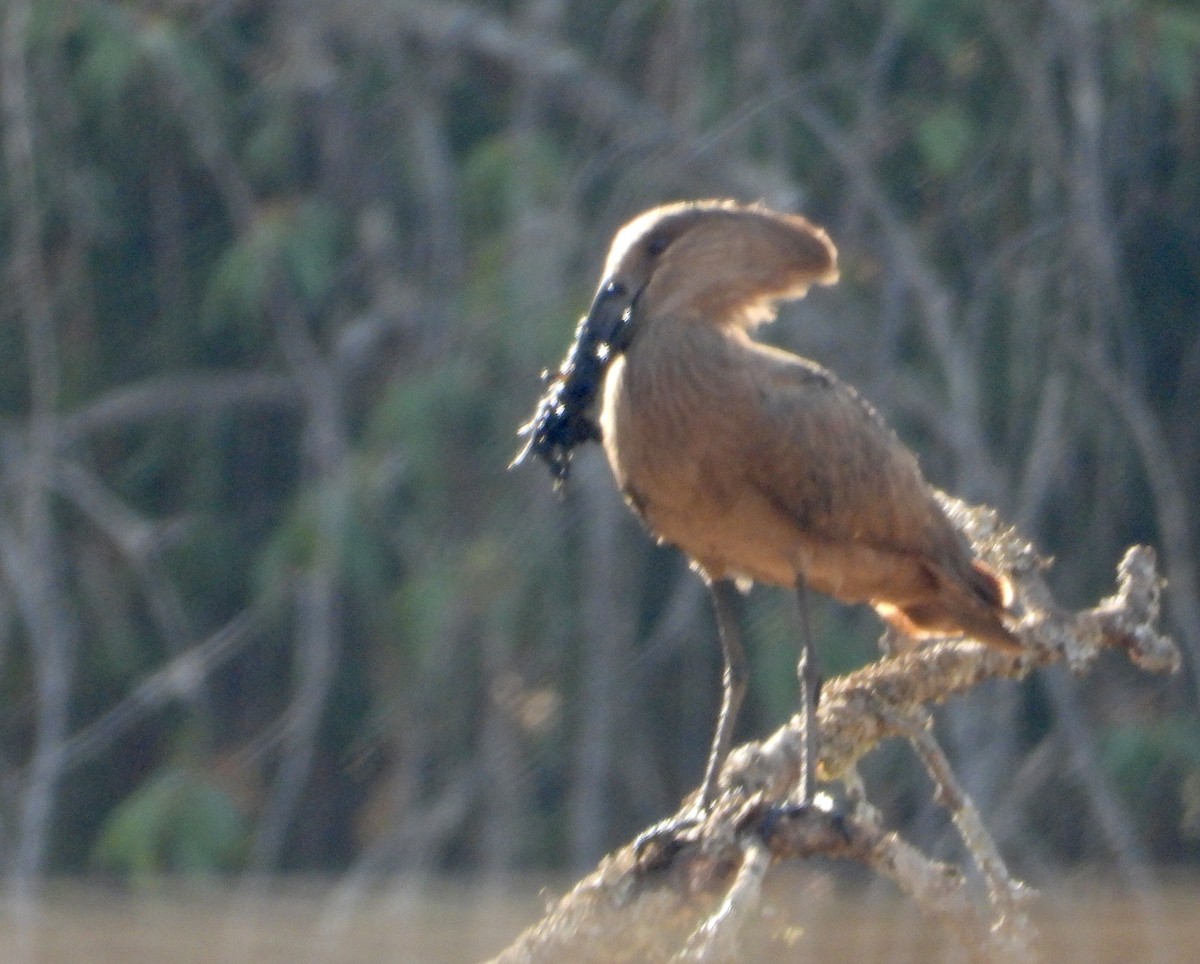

left=585, top=199, right=839, bottom=345
left=512, top=200, right=838, bottom=485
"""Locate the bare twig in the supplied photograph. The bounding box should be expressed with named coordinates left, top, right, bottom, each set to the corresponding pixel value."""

left=55, top=372, right=299, bottom=445
left=889, top=706, right=1038, bottom=960
left=1073, top=343, right=1200, bottom=693
left=1, top=0, right=75, bottom=896
left=53, top=607, right=266, bottom=773
left=675, top=836, right=771, bottom=963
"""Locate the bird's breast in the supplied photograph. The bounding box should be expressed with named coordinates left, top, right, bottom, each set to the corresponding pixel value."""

left=599, top=330, right=806, bottom=586
left=600, top=349, right=718, bottom=516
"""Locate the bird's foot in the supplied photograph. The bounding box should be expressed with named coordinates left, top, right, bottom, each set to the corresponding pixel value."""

left=632, top=810, right=707, bottom=872
left=769, top=788, right=836, bottom=821
left=756, top=791, right=851, bottom=847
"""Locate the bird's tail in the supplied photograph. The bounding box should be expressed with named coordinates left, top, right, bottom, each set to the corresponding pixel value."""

left=878, top=559, right=1022, bottom=655
left=966, top=559, right=1014, bottom=610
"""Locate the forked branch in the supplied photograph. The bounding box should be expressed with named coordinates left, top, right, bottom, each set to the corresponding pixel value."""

left=490, top=502, right=1177, bottom=963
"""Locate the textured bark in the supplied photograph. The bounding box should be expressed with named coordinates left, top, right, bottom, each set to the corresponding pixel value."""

left=489, top=502, right=1176, bottom=963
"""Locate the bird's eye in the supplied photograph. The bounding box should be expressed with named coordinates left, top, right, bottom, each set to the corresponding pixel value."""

left=646, top=234, right=670, bottom=256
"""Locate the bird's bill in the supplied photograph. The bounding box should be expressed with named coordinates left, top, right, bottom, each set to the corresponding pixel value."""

left=507, top=280, right=636, bottom=482
left=582, top=279, right=636, bottom=354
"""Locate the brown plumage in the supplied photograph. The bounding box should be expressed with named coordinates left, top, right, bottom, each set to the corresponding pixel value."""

left=598, top=200, right=1017, bottom=653
left=521, top=198, right=1021, bottom=815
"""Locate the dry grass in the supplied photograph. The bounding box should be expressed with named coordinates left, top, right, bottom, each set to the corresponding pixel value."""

left=2, top=875, right=1199, bottom=964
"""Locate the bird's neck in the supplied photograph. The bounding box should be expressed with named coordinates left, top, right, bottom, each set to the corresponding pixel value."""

left=627, top=315, right=748, bottom=389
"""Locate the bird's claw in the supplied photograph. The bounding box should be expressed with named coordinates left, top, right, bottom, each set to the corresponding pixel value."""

left=755, top=793, right=852, bottom=847
left=632, top=812, right=705, bottom=872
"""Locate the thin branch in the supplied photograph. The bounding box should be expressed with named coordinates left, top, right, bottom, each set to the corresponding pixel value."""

left=53, top=607, right=266, bottom=773
left=371, top=0, right=806, bottom=204
left=53, top=458, right=213, bottom=721
left=724, top=554, right=1173, bottom=811
left=55, top=372, right=300, bottom=445
left=890, top=707, right=1038, bottom=959
left=2, top=0, right=58, bottom=426
left=244, top=227, right=350, bottom=876
left=675, top=836, right=771, bottom=963
left=1073, top=343, right=1200, bottom=693
left=1, top=0, right=75, bottom=895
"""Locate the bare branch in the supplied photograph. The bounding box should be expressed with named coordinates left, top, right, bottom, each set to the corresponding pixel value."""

left=55, top=372, right=300, bottom=445
left=1, top=0, right=74, bottom=894
left=675, top=836, right=771, bottom=963
left=53, top=607, right=266, bottom=773
left=890, top=707, right=1038, bottom=959
left=1072, top=343, right=1200, bottom=691
left=489, top=513, right=1176, bottom=962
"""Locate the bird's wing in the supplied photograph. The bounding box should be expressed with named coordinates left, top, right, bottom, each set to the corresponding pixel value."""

left=734, top=344, right=1015, bottom=647
left=741, top=347, right=953, bottom=558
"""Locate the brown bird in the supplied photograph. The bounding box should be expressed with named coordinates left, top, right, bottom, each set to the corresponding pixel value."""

left=519, top=199, right=1021, bottom=816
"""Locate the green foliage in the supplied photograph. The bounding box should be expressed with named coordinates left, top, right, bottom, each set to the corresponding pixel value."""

left=251, top=455, right=395, bottom=610
left=92, top=764, right=247, bottom=882
left=281, top=201, right=344, bottom=306
left=72, top=12, right=145, bottom=111
left=915, top=105, right=976, bottom=176
left=1147, top=6, right=1200, bottom=101
left=1101, top=716, right=1200, bottom=854
left=200, top=201, right=343, bottom=344
left=1102, top=717, right=1200, bottom=806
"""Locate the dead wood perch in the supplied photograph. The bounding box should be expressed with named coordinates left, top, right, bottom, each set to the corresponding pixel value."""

left=507, top=200, right=1178, bottom=961
left=489, top=516, right=1177, bottom=963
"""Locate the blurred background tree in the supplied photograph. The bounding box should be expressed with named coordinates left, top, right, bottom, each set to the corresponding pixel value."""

left=0, top=0, right=1196, bottom=898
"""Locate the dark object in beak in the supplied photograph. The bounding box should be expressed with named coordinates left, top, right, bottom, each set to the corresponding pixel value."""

left=510, top=281, right=635, bottom=485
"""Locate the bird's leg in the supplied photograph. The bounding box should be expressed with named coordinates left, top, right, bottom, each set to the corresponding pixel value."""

left=634, top=579, right=747, bottom=866
left=795, top=580, right=822, bottom=805
left=698, top=578, right=748, bottom=810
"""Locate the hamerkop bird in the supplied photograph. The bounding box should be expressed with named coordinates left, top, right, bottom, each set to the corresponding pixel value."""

left=514, top=199, right=1021, bottom=815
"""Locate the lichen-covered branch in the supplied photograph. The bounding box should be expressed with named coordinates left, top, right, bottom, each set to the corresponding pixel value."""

left=489, top=503, right=1178, bottom=964
left=888, top=707, right=1037, bottom=960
